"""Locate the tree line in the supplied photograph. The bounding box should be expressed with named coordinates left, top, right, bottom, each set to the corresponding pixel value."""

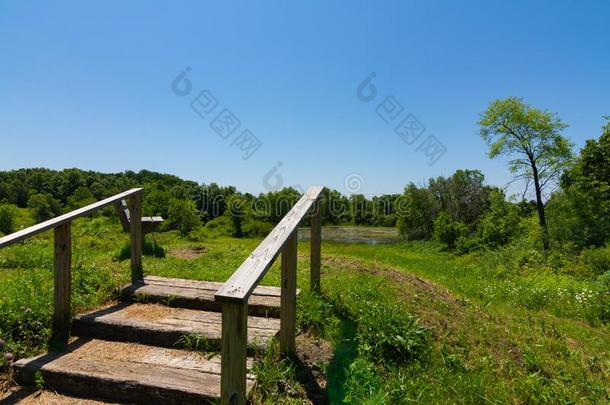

left=0, top=98, right=608, bottom=263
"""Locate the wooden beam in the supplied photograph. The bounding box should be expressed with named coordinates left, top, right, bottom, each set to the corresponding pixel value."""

left=280, top=231, right=297, bottom=354
left=51, top=222, right=71, bottom=348
left=215, top=186, right=323, bottom=303
left=0, top=188, right=143, bottom=249
left=310, top=197, right=321, bottom=293
left=220, top=301, right=248, bottom=405
left=129, top=193, right=143, bottom=283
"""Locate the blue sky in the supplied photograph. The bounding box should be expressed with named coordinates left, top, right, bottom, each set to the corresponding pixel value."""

left=1, top=1, right=609, bottom=196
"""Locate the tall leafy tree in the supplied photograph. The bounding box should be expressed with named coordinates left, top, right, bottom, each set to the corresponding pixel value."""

left=479, top=97, right=573, bottom=249
left=559, top=117, right=610, bottom=246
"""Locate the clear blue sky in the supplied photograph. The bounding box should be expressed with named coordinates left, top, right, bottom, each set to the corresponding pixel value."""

left=1, top=1, right=608, bottom=196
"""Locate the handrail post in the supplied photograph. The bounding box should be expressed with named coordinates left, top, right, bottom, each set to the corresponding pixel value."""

left=51, top=222, right=71, bottom=348
left=280, top=230, right=298, bottom=354
left=310, top=197, right=321, bottom=293
left=220, top=300, right=248, bottom=405
left=129, top=192, right=143, bottom=283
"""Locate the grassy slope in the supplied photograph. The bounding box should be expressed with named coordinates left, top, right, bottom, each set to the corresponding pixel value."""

left=0, top=216, right=608, bottom=403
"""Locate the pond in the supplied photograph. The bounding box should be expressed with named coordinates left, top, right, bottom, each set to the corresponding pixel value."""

left=298, top=226, right=401, bottom=245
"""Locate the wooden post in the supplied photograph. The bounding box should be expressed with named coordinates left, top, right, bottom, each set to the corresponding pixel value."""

left=129, top=192, right=143, bottom=283
left=310, top=198, right=321, bottom=292
left=220, top=300, right=248, bottom=405
left=280, top=231, right=297, bottom=354
left=51, top=222, right=71, bottom=348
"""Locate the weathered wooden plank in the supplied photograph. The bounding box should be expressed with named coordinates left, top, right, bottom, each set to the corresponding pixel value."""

left=145, top=276, right=284, bottom=297
left=310, top=196, right=322, bottom=292
left=115, top=202, right=131, bottom=232
left=220, top=301, right=248, bottom=405
left=0, top=189, right=143, bottom=249
left=72, top=303, right=279, bottom=350
left=121, top=276, right=294, bottom=318
left=280, top=231, right=297, bottom=354
left=129, top=193, right=143, bottom=282
left=215, top=186, right=323, bottom=303
left=13, top=339, right=254, bottom=404
left=51, top=222, right=71, bottom=348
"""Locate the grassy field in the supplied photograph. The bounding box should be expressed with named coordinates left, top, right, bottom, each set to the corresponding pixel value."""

left=0, top=213, right=608, bottom=403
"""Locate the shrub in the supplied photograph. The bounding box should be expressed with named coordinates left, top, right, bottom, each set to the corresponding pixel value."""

left=578, top=246, right=610, bottom=277
left=168, top=199, right=201, bottom=237
left=227, top=195, right=247, bottom=238
left=242, top=219, right=273, bottom=237
left=477, top=190, right=522, bottom=248
left=28, top=194, right=62, bottom=222
left=203, top=215, right=233, bottom=237
left=0, top=204, right=16, bottom=235
left=433, top=211, right=468, bottom=249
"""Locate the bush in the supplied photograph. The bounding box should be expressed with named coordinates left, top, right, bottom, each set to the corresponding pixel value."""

left=433, top=212, right=468, bottom=249
left=227, top=195, right=247, bottom=238
left=168, top=199, right=201, bottom=237
left=242, top=219, right=273, bottom=237
left=0, top=204, right=16, bottom=235
left=477, top=190, right=522, bottom=248
left=203, top=215, right=233, bottom=236
left=578, top=246, right=610, bottom=277
left=455, top=235, right=483, bottom=255
left=28, top=194, right=62, bottom=222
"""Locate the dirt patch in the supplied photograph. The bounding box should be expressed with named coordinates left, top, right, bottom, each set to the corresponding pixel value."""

left=121, top=303, right=171, bottom=322
left=1, top=387, right=118, bottom=404
left=169, top=246, right=207, bottom=260
left=295, top=332, right=333, bottom=404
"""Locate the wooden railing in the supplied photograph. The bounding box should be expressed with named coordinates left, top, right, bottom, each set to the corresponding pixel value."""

left=215, top=186, right=323, bottom=405
left=0, top=188, right=145, bottom=347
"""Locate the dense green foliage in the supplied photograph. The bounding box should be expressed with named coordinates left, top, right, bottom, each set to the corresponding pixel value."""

left=0, top=168, right=401, bottom=237
left=479, top=97, right=573, bottom=249
left=0, top=102, right=609, bottom=403
left=0, top=210, right=608, bottom=403
left=0, top=204, right=16, bottom=235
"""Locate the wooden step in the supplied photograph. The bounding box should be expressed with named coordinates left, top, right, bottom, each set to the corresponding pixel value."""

left=12, top=339, right=254, bottom=404
left=121, top=276, right=291, bottom=318
left=73, top=303, right=280, bottom=350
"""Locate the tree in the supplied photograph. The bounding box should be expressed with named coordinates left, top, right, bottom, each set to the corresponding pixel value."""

left=0, top=204, right=16, bottom=235
left=396, top=184, right=440, bottom=240
left=28, top=193, right=62, bottom=222
left=479, top=97, right=573, bottom=249
left=477, top=189, right=522, bottom=248
left=429, top=169, right=491, bottom=228
left=168, top=199, right=201, bottom=237
left=227, top=194, right=247, bottom=237
left=67, top=186, right=96, bottom=209
left=433, top=211, right=467, bottom=249
left=558, top=117, right=610, bottom=246
left=350, top=194, right=372, bottom=225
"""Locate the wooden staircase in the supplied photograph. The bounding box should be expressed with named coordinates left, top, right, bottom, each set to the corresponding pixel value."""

left=12, top=277, right=285, bottom=404
left=0, top=186, right=323, bottom=404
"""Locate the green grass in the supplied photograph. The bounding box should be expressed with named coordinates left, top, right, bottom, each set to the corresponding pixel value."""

left=1, top=217, right=608, bottom=403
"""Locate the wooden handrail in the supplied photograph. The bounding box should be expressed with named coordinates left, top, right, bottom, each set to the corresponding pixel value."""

left=216, top=185, right=323, bottom=405
left=215, top=186, right=323, bottom=303
left=0, top=188, right=144, bottom=348
left=0, top=188, right=143, bottom=249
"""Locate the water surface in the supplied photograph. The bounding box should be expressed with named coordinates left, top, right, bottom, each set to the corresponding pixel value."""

left=298, top=226, right=400, bottom=245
